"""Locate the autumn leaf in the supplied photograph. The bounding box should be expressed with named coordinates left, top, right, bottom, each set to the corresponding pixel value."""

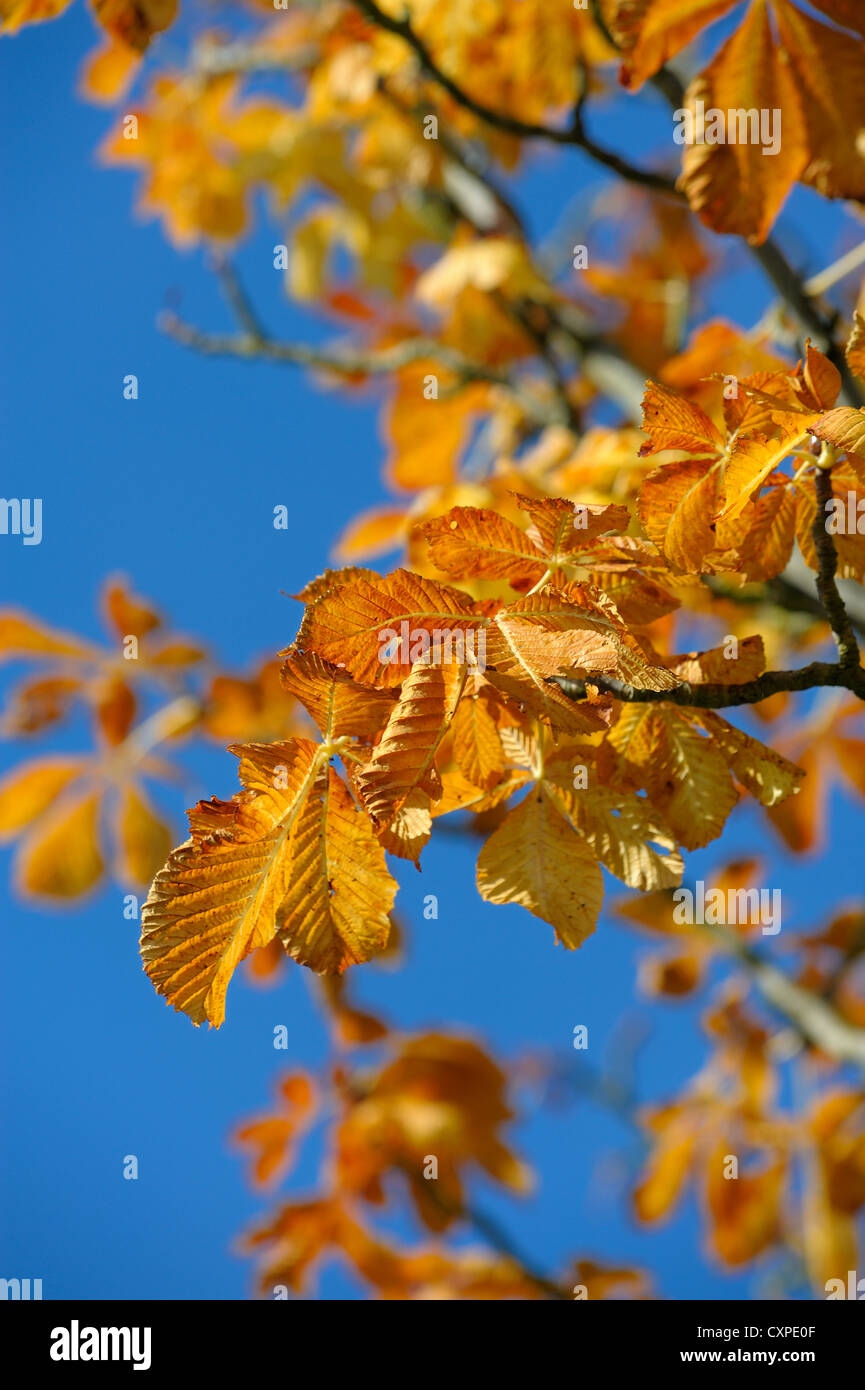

left=0, top=756, right=88, bottom=839
left=705, top=1147, right=786, bottom=1265
left=544, top=768, right=684, bottom=893
left=140, top=738, right=397, bottom=1026
left=633, top=1106, right=698, bottom=1222
left=450, top=689, right=506, bottom=791
left=719, top=424, right=812, bottom=522
left=281, top=649, right=394, bottom=741
left=671, top=635, right=765, bottom=685
left=17, top=791, right=104, bottom=901
left=609, top=705, right=739, bottom=850
left=677, top=0, right=806, bottom=243
left=116, top=783, right=173, bottom=887
left=638, top=380, right=724, bottom=457
left=477, top=788, right=604, bottom=948
left=612, top=0, right=740, bottom=92
left=420, top=506, right=547, bottom=586
left=355, top=658, right=465, bottom=851
left=694, top=710, right=804, bottom=807
left=638, top=457, right=722, bottom=573
left=296, top=568, right=481, bottom=687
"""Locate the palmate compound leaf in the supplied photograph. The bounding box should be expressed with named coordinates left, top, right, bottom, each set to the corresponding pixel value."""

left=477, top=786, right=604, bottom=948
left=140, top=738, right=396, bottom=1027
left=609, top=704, right=803, bottom=851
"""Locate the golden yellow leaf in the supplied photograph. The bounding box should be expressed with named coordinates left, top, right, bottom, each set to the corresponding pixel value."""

left=451, top=692, right=506, bottom=792
left=141, top=739, right=323, bottom=1026
left=0, top=0, right=73, bottom=33
left=513, top=494, right=631, bottom=558
left=281, top=649, right=394, bottom=741
left=612, top=0, right=740, bottom=91
left=545, top=773, right=683, bottom=892
left=17, top=791, right=104, bottom=900
left=846, top=313, right=865, bottom=384
left=773, top=0, right=865, bottom=203
left=356, top=659, right=465, bottom=833
left=420, top=507, right=546, bottom=586
left=705, top=1146, right=786, bottom=1265
left=678, top=0, right=807, bottom=243
left=638, top=457, right=720, bottom=572
left=334, top=506, right=408, bottom=561
left=490, top=588, right=679, bottom=691
left=671, top=634, right=765, bottom=685
left=386, top=366, right=486, bottom=492
left=633, top=1114, right=697, bottom=1223
left=694, top=710, right=805, bottom=807
left=719, top=425, right=811, bottom=522
left=277, top=766, right=395, bottom=972
left=810, top=407, right=865, bottom=467
left=735, top=482, right=797, bottom=581
left=143, top=735, right=396, bottom=1025
left=609, top=705, right=738, bottom=850
left=0, top=610, right=97, bottom=662
left=0, top=757, right=86, bottom=838
left=79, top=39, right=140, bottom=104
left=476, top=789, right=604, bottom=948
left=116, top=783, right=172, bottom=887
left=794, top=465, right=865, bottom=579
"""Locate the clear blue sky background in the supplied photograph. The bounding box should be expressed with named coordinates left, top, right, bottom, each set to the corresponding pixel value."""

left=2, top=2, right=864, bottom=1301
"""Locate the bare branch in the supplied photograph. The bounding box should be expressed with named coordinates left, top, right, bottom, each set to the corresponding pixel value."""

left=158, top=311, right=568, bottom=428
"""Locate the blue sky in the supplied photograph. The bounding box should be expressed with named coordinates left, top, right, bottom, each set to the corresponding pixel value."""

left=2, top=2, right=864, bottom=1301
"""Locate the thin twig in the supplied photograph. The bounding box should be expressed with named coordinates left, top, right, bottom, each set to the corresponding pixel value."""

left=393, top=1162, right=571, bottom=1299
left=159, top=310, right=567, bottom=427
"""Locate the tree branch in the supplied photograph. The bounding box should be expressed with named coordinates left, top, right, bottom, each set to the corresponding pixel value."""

left=551, top=658, right=865, bottom=708
left=589, top=0, right=864, bottom=407
left=158, top=310, right=568, bottom=428
left=705, top=927, right=865, bottom=1072
left=349, top=0, right=678, bottom=195
left=393, top=1161, right=571, bottom=1300
left=812, top=459, right=861, bottom=670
